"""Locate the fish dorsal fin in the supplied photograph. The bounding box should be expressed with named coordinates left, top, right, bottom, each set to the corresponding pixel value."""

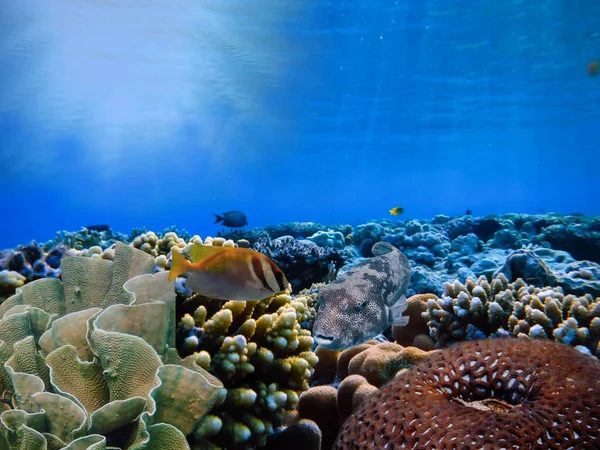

left=372, top=241, right=396, bottom=256
left=189, top=243, right=228, bottom=264
left=387, top=294, right=409, bottom=327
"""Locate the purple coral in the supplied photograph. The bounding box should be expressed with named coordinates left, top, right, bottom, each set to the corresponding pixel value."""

left=253, top=236, right=346, bottom=291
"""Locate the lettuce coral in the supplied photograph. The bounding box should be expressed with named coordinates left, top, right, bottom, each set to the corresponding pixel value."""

left=0, top=243, right=224, bottom=450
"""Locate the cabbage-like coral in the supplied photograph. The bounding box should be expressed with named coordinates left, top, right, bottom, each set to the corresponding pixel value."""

left=0, top=243, right=224, bottom=450
left=177, top=291, right=318, bottom=449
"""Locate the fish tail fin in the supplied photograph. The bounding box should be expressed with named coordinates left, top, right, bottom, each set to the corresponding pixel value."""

left=388, top=294, right=409, bottom=326
left=214, top=214, right=224, bottom=224
left=168, top=250, right=191, bottom=282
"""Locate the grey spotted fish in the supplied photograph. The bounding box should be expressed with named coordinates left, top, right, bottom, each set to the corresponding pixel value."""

left=312, top=241, right=411, bottom=350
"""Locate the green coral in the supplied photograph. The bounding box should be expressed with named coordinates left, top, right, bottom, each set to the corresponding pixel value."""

left=178, top=291, right=318, bottom=449
left=425, top=273, right=600, bottom=355
left=0, top=243, right=224, bottom=450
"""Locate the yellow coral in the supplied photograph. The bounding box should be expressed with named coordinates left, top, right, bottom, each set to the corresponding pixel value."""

left=177, top=290, right=318, bottom=449
left=0, top=270, right=26, bottom=289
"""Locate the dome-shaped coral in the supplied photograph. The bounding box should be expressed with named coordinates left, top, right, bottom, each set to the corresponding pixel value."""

left=336, top=338, right=600, bottom=449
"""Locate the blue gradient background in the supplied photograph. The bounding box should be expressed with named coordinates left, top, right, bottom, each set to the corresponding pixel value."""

left=1, top=0, right=599, bottom=248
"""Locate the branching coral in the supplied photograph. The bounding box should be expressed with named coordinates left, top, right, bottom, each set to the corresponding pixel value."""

left=336, top=338, right=600, bottom=449
left=424, top=273, right=600, bottom=355
left=176, top=290, right=318, bottom=449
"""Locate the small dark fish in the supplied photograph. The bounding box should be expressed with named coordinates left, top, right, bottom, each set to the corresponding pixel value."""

left=214, top=210, right=248, bottom=228
left=589, top=60, right=598, bottom=76
left=389, top=206, right=404, bottom=216
left=85, top=224, right=110, bottom=232
left=465, top=209, right=472, bottom=215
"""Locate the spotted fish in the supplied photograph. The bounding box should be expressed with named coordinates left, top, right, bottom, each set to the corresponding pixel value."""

left=312, top=241, right=411, bottom=350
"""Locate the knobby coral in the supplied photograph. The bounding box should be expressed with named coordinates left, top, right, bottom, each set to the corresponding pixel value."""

left=336, top=338, right=600, bottom=449
left=177, top=290, right=318, bottom=449
left=425, top=273, right=600, bottom=356
left=0, top=243, right=224, bottom=450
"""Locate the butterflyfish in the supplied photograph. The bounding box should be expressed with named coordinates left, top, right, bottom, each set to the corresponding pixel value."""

left=169, top=244, right=289, bottom=301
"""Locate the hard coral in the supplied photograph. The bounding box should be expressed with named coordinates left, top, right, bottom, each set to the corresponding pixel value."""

left=336, top=338, right=600, bottom=449
left=177, top=291, right=318, bottom=449
left=253, top=236, right=346, bottom=291
left=0, top=243, right=224, bottom=450
left=425, top=273, right=600, bottom=356
left=337, top=341, right=431, bottom=388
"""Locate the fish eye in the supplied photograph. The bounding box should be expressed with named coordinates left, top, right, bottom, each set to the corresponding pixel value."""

left=356, top=299, right=369, bottom=312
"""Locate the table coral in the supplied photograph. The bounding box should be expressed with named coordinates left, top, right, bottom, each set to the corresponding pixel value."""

left=425, top=273, right=600, bottom=356
left=336, top=338, right=600, bottom=449
left=0, top=243, right=224, bottom=450
left=177, top=290, right=318, bottom=449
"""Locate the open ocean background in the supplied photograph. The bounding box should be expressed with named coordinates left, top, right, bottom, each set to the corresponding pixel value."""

left=1, top=0, right=599, bottom=249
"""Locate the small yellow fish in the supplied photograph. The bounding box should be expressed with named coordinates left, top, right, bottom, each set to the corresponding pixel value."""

left=389, top=206, right=404, bottom=216
left=169, top=244, right=289, bottom=301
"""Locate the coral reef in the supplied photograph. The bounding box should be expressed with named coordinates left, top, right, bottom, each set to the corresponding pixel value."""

left=176, top=290, right=318, bottom=449
left=424, top=273, right=600, bottom=356
left=336, top=338, right=600, bottom=449
left=306, top=230, right=345, bottom=250
left=48, top=226, right=128, bottom=251
left=253, top=236, right=346, bottom=291
left=263, top=418, right=321, bottom=450
left=0, top=243, right=224, bottom=449
left=495, top=247, right=600, bottom=297
left=218, top=223, right=353, bottom=247
left=4, top=213, right=600, bottom=303
left=391, top=293, right=437, bottom=350
left=333, top=341, right=431, bottom=388
left=2, top=212, right=600, bottom=448
left=298, top=341, right=433, bottom=448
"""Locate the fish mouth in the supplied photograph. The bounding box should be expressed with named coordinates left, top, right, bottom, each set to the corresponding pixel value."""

left=314, top=334, right=336, bottom=348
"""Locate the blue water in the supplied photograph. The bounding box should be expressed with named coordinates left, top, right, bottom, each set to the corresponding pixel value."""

left=1, top=0, right=599, bottom=249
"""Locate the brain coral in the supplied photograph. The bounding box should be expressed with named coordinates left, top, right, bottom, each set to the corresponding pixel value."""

left=336, top=338, right=600, bottom=450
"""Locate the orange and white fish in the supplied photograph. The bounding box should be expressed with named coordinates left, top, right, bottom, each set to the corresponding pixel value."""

left=168, top=244, right=289, bottom=301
